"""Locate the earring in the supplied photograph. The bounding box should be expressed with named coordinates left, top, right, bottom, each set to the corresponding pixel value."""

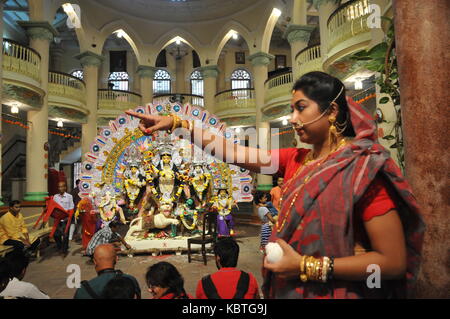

left=328, top=115, right=338, bottom=146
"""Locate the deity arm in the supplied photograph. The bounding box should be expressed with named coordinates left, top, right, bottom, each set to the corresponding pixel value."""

left=117, top=207, right=126, bottom=224
left=99, top=207, right=108, bottom=221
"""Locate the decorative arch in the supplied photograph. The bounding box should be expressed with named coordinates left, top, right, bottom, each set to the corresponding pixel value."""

left=260, top=7, right=282, bottom=53
left=152, top=28, right=204, bottom=64
left=98, top=20, right=145, bottom=65
left=212, top=21, right=254, bottom=64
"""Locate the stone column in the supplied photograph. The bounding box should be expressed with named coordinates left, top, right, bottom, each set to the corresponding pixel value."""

left=18, top=22, right=57, bottom=201
left=249, top=52, right=274, bottom=191
left=50, top=46, right=64, bottom=71
left=198, top=65, right=219, bottom=113
left=317, top=1, right=339, bottom=60
left=393, top=0, right=450, bottom=298
left=75, top=51, right=104, bottom=157
left=285, top=25, right=314, bottom=79
left=286, top=0, right=314, bottom=78
left=0, top=0, right=5, bottom=205
left=175, top=57, right=185, bottom=93
left=137, top=65, right=156, bottom=105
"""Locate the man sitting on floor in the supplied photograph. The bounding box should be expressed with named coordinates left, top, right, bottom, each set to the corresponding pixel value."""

left=74, top=244, right=140, bottom=299
left=196, top=238, right=260, bottom=299
left=85, top=221, right=131, bottom=257
left=0, top=250, right=49, bottom=299
left=0, top=201, right=40, bottom=256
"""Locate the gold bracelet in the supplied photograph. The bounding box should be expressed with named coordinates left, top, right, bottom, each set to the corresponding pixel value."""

left=321, top=257, right=330, bottom=283
left=168, top=114, right=181, bottom=133
left=299, top=255, right=308, bottom=282
left=306, top=256, right=315, bottom=281
left=181, top=120, right=189, bottom=129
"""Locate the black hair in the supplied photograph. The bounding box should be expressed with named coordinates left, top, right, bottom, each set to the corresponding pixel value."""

left=292, top=71, right=356, bottom=137
left=75, top=179, right=81, bottom=185
left=102, top=276, right=137, bottom=299
left=213, top=238, right=239, bottom=268
left=5, top=250, right=29, bottom=279
left=0, top=258, right=12, bottom=291
left=9, top=200, right=20, bottom=208
left=109, top=220, right=121, bottom=229
left=254, top=191, right=271, bottom=204
left=145, top=262, right=188, bottom=299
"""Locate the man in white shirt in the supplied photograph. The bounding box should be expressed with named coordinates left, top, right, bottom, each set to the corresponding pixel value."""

left=53, top=181, right=74, bottom=255
left=0, top=251, right=49, bottom=299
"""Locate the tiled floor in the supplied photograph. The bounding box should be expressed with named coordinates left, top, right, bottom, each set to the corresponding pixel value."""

left=23, top=223, right=264, bottom=299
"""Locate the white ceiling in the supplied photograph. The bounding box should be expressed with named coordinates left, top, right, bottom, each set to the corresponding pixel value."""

left=94, top=0, right=265, bottom=23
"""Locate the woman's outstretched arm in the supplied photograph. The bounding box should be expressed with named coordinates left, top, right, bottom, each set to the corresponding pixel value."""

left=125, top=110, right=276, bottom=174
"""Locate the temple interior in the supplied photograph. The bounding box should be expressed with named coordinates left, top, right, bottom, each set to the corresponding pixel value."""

left=0, top=0, right=448, bottom=299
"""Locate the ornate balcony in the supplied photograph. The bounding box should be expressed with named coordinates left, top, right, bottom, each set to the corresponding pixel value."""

left=295, top=45, right=323, bottom=79
left=214, top=88, right=256, bottom=126
left=264, top=71, right=292, bottom=106
left=2, top=39, right=43, bottom=109
left=324, top=0, right=372, bottom=70
left=98, top=89, right=142, bottom=124
left=152, top=93, right=204, bottom=107
left=262, top=71, right=292, bottom=121
left=48, top=71, right=88, bottom=124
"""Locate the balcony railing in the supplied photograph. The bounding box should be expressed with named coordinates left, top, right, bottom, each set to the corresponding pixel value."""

left=152, top=93, right=204, bottom=107
left=295, top=45, right=323, bottom=78
left=48, top=71, right=86, bottom=104
left=264, top=71, right=293, bottom=105
left=2, top=39, right=41, bottom=83
left=98, top=89, right=142, bottom=110
left=214, top=88, right=256, bottom=114
left=327, top=0, right=371, bottom=52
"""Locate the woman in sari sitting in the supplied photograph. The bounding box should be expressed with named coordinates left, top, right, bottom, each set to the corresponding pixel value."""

left=126, top=71, right=425, bottom=299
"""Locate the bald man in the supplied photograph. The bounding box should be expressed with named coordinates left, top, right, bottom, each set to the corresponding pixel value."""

left=74, top=244, right=141, bottom=299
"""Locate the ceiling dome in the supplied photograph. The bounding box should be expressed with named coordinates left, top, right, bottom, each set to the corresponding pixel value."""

left=95, top=0, right=264, bottom=23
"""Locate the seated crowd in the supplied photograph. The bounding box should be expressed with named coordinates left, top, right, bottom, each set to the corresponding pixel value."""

left=0, top=238, right=260, bottom=299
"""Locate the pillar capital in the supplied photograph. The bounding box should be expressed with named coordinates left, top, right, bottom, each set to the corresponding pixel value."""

left=136, top=65, right=157, bottom=78
left=75, top=51, right=104, bottom=67
left=18, top=21, right=58, bottom=42
left=196, top=65, right=220, bottom=78
left=248, top=52, right=274, bottom=67
left=284, top=24, right=315, bottom=44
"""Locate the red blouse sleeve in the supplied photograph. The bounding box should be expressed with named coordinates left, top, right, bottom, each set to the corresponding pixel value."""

left=355, top=176, right=398, bottom=222
left=270, top=148, right=300, bottom=177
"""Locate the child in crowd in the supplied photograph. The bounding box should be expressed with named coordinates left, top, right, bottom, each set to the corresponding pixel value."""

left=254, top=192, right=277, bottom=253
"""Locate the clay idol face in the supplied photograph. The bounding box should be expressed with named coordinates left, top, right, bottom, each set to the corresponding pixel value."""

left=162, top=154, right=171, bottom=164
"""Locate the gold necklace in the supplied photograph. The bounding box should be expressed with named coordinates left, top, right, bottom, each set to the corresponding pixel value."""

left=276, top=138, right=349, bottom=233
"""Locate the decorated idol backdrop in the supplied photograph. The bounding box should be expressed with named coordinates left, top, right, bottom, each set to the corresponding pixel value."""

left=78, top=100, right=253, bottom=252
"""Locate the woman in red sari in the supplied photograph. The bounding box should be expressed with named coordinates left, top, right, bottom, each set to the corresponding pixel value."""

left=76, top=197, right=97, bottom=253
left=126, top=71, right=425, bottom=299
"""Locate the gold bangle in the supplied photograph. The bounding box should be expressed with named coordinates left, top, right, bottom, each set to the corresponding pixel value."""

left=299, top=255, right=308, bottom=282
left=306, top=256, right=314, bottom=281
left=168, top=114, right=181, bottom=133
left=321, top=257, right=329, bottom=283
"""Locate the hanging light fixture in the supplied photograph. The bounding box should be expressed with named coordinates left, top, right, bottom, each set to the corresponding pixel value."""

left=232, top=32, right=239, bottom=40
left=272, top=8, right=282, bottom=17
left=57, top=120, right=64, bottom=128
left=116, top=30, right=125, bottom=38
left=11, top=105, right=19, bottom=114
left=282, top=118, right=288, bottom=126
left=176, top=37, right=181, bottom=45
left=354, top=78, right=363, bottom=90
left=235, top=127, right=241, bottom=134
